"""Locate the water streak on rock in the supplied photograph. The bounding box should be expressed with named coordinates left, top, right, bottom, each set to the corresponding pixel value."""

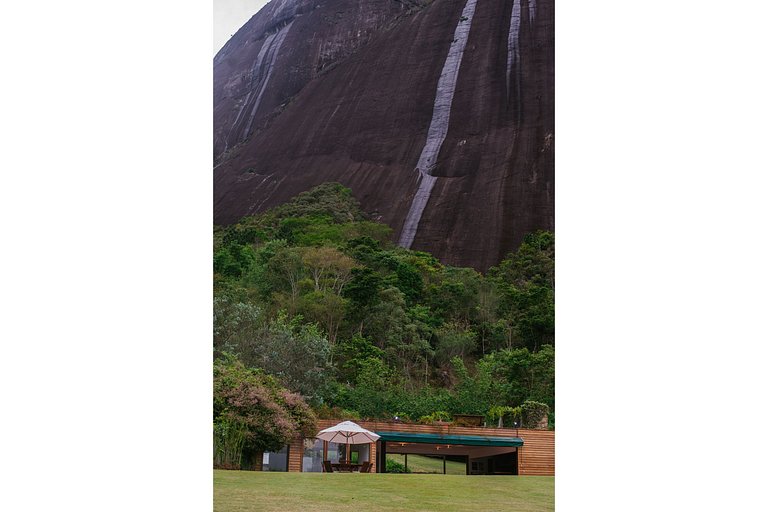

left=225, top=30, right=278, bottom=147
left=397, top=0, right=478, bottom=249
left=506, top=0, right=522, bottom=104
left=241, top=21, right=294, bottom=141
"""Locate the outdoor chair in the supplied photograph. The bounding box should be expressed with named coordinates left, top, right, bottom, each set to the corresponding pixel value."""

left=359, top=461, right=372, bottom=473
left=323, top=461, right=334, bottom=473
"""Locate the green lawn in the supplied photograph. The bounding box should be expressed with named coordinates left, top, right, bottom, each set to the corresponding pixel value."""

left=386, top=453, right=466, bottom=474
left=214, top=469, right=554, bottom=512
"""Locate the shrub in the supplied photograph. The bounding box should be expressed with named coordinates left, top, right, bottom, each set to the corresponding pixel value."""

left=417, top=411, right=452, bottom=424
left=386, top=458, right=412, bottom=473
left=213, top=419, right=248, bottom=469
left=313, top=404, right=361, bottom=421
left=392, top=412, right=412, bottom=423
left=521, top=400, right=550, bottom=429
left=213, top=355, right=317, bottom=467
left=487, top=405, right=522, bottom=428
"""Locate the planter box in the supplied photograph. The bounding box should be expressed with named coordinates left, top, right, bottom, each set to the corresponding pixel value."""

left=453, top=414, right=485, bottom=427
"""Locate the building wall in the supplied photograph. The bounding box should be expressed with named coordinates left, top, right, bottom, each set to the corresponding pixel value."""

left=369, top=440, right=377, bottom=473
left=307, top=419, right=555, bottom=476
left=516, top=429, right=555, bottom=476
left=288, top=437, right=304, bottom=472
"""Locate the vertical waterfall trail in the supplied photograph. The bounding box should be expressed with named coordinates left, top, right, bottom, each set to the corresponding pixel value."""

left=226, top=21, right=294, bottom=146
left=397, top=0, right=478, bottom=249
left=506, top=0, right=521, bottom=110
left=225, top=31, right=278, bottom=150
left=242, top=21, right=294, bottom=140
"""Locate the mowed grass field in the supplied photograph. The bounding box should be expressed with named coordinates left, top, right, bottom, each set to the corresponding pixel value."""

left=214, top=469, right=554, bottom=512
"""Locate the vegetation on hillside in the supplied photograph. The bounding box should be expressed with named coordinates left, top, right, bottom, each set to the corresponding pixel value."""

left=213, top=183, right=554, bottom=454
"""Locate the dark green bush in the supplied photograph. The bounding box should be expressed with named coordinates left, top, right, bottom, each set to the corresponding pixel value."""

left=487, top=405, right=522, bottom=428
left=521, top=400, right=550, bottom=429
left=386, top=458, right=412, bottom=473
left=417, top=411, right=452, bottom=424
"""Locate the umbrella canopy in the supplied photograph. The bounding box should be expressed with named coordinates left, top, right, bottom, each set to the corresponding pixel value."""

left=316, top=421, right=380, bottom=444
left=316, top=421, right=380, bottom=463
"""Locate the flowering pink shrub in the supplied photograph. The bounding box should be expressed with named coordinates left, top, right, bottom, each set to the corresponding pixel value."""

left=214, top=355, right=317, bottom=460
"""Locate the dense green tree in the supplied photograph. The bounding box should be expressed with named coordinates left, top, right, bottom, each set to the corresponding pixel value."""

left=232, top=313, right=331, bottom=402
left=478, top=348, right=533, bottom=406
left=342, top=267, right=384, bottom=329
left=301, top=246, right=357, bottom=294
left=490, top=231, right=555, bottom=351
left=365, top=286, right=409, bottom=350
left=498, top=284, right=555, bottom=351
left=271, top=182, right=365, bottom=224
left=265, top=245, right=305, bottom=313
left=213, top=295, right=263, bottom=356
left=475, top=279, right=502, bottom=354
left=335, top=357, right=395, bottom=418
left=529, top=345, right=555, bottom=410
left=449, top=357, right=493, bottom=416
left=214, top=243, right=256, bottom=278
left=345, top=236, right=383, bottom=264
left=492, top=231, right=555, bottom=289
left=298, top=290, right=347, bottom=347
left=425, top=267, right=481, bottom=325
left=434, top=323, right=477, bottom=367
left=334, top=333, right=386, bottom=384
left=391, top=259, right=424, bottom=304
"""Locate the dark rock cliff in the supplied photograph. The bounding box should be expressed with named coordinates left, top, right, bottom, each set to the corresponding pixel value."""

left=213, top=0, right=553, bottom=271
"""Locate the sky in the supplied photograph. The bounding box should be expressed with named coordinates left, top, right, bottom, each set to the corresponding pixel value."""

left=214, top=0, right=271, bottom=55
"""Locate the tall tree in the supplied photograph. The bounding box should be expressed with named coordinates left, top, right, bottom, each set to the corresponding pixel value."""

left=234, top=313, right=331, bottom=402
left=302, top=246, right=357, bottom=294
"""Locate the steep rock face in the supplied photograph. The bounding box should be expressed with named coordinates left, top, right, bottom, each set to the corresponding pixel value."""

left=213, top=0, right=409, bottom=157
left=213, top=0, right=553, bottom=271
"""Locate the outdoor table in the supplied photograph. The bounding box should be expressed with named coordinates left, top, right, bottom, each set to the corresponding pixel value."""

left=331, top=463, right=361, bottom=472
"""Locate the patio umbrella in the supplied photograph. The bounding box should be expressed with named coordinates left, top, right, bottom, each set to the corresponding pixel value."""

left=316, top=421, right=380, bottom=464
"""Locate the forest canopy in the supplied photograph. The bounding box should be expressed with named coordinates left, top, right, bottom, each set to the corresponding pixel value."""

left=214, top=183, right=554, bottom=441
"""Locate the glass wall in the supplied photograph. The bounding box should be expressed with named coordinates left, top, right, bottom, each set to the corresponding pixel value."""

left=262, top=445, right=289, bottom=472
left=327, top=442, right=340, bottom=463
left=353, top=443, right=370, bottom=464
left=302, top=439, right=324, bottom=472
left=329, top=442, right=370, bottom=464
left=388, top=453, right=467, bottom=474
